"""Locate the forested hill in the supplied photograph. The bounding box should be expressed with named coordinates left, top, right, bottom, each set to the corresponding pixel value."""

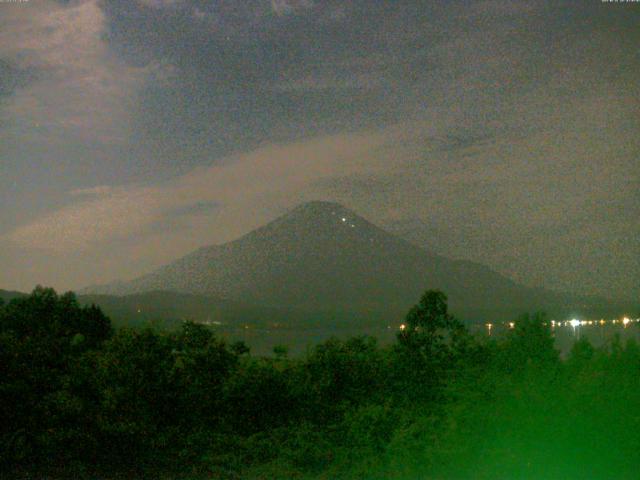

left=2, top=287, right=640, bottom=479
left=0, top=289, right=26, bottom=304
left=3, top=289, right=397, bottom=331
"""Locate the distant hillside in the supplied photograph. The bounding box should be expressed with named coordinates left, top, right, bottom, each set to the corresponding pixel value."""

left=4, top=288, right=382, bottom=330
left=77, top=290, right=364, bottom=329
left=0, top=289, right=27, bottom=304
left=84, top=201, right=628, bottom=323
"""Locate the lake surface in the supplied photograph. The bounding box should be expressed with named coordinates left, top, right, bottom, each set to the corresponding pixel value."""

left=213, top=320, right=640, bottom=357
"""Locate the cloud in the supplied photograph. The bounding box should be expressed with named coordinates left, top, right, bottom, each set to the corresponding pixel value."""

left=1, top=0, right=637, bottom=299
left=4, top=128, right=390, bottom=252
left=138, top=0, right=184, bottom=8
left=270, top=0, right=314, bottom=16
left=3, top=80, right=638, bottom=298
left=0, top=0, right=148, bottom=146
left=69, top=185, right=117, bottom=197
left=0, top=59, right=38, bottom=100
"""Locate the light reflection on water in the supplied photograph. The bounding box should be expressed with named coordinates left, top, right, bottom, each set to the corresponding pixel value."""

left=471, top=322, right=640, bottom=357
left=214, top=322, right=640, bottom=357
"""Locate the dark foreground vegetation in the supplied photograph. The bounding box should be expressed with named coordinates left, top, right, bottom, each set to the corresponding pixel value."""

left=2, top=287, right=640, bottom=479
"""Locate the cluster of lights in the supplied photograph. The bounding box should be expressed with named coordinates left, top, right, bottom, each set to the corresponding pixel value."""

left=557, top=317, right=636, bottom=329
left=479, top=317, right=638, bottom=332
left=397, top=317, right=638, bottom=333
left=340, top=217, right=356, bottom=228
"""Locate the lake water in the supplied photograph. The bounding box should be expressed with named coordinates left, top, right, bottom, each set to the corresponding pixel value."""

left=214, top=321, right=640, bottom=357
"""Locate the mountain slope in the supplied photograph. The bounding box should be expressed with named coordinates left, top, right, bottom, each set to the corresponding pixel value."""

left=85, top=201, right=622, bottom=322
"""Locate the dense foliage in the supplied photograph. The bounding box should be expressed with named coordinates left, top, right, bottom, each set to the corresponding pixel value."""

left=1, top=287, right=639, bottom=479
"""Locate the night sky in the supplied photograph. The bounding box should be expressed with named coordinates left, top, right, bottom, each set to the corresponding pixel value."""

left=0, top=0, right=638, bottom=300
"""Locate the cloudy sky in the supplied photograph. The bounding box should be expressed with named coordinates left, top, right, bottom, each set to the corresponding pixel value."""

left=1, top=0, right=638, bottom=300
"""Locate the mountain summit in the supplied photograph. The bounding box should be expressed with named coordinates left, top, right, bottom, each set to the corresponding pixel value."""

left=85, top=201, right=606, bottom=321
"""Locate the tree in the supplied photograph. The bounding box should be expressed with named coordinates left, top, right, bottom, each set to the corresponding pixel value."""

left=273, top=344, right=289, bottom=359
left=499, top=312, right=559, bottom=372
left=230, top=340, right=250, bottom=356
left=393, top=290, right=469, bottom=401
left=171, top=322, right=238, bottom=431
left=397, top=290, right=467, bottom=359
left=300, top=336, right=385, bottom=421
left=0, top=287, right=112, bottom=346
left=0, top=287, right=113, bottom=476
left=568, top=337, right=595, bottom=366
